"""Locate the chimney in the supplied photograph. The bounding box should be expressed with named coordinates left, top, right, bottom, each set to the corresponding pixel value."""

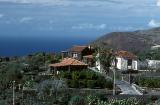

left=88, top=45, right=91, bottom=50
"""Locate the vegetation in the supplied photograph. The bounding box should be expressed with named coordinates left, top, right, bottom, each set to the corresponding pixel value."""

left=93, top=47, right=115, bottom=74
left=0, top=52, right=62, bottom=105
left=1, top=51, right=160, bottom=104
left=68, top=95, right=143, bottom=105
left=60, top=71, right=113, bottom=89
left=138, top=48, right=160, bottom=61
left=68, top=96, right=85, bottom=105
left=136, top=77, right=160, bottom=88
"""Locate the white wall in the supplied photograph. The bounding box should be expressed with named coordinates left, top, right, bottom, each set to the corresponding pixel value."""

left=132, top=60, right=138, bottom=70
left=95, top=53, right=103, bottom=72
left=96, top=59, right=102, bottom=72
left=96, top=54, right=138, bottom=71
left=116, top=57, right=138, bottom=70
left=147, top=60, right=160, bottom=69
left=116, top=57, right=122, bottom=70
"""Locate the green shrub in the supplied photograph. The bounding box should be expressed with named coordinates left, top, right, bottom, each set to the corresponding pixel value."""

left=79, top=71, right=86, bottom=79
left=68, top=80, right=79, bottom=88
left=61, top=71, right=113, bottom=89
left=72, top=72, right=80, bottom=80
left=92, top=73, right=99, bottom=80
left=86, top=72, right=94, bottom=80
left=61, top=72, right=72, bottom=79
left=68, top=95, right=86, bottom=105
left=106, top=80, right=113, bottom=89
left=108, top=97, right=140, bottom=105
left=137, top=77, right=160, bottom=88
left=87, top=80, right=96, bottom=89
left=96, top=76, right=106, bottom=88
left=79, top=80, right=86, bottom=88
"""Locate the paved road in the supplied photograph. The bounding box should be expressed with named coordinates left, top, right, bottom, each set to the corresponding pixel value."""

left=89, top=67, right=142, bottom=95
left=115, top=80, right=141, bottom=95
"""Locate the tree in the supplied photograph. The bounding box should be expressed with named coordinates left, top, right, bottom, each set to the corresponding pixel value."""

left=94, top=47, right=115, bottom=74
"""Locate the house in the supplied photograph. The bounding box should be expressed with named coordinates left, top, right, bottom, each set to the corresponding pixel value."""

left=96, top=50, right=138, bottom=72
left=49, top=57, right=88, bottom=74
left=147, top=60, right=160, bottom=69
left=151, top=44, right=160, bottom=50
left=61, top=45, right=94, bottom=61
left=83, top=55, right=95, bottom=67
left=114, top=51, right=138, bottom=70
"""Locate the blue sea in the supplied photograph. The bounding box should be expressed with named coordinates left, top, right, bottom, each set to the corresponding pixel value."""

left=0, top=35, right=95, bottom=57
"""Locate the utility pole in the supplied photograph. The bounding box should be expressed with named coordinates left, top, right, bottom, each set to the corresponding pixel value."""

left=113, top=57, right=117, bottom=96
left=13, top=81, right=15, bottom=105
left=22, top=85, right=24, bottom=105
left=113, top=68, right=116, bottom=95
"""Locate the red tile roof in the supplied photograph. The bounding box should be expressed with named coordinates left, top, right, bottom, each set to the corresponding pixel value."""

left=49, top=57, right=88, bottom=67
left=69, top=45, right=88, bottom=52
left=115, top=50, right=136, bottom=59
left=83, top=55, right=93, bottom=59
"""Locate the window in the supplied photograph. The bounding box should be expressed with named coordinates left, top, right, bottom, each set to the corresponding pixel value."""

left=128, top=59, right=132, bottom=66
left=73, top=53, right=78, bottom=58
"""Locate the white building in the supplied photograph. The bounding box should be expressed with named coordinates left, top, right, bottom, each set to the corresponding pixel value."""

left=151, top=44, right=160, bottom=50
left=95, top=53, right=103, bottom=72
left=147, top=60, right=160, bottom=69
left=96, top=50, right=138, bottom=72
left=115, top=51, right=138, bottom=70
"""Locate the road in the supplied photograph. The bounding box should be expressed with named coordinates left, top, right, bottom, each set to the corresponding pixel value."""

left=115, top=80, right=141, bottom=95
left=89, top=67, right=142, bottom=95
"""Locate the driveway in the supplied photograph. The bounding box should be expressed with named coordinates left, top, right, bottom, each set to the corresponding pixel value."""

left=89, top=67, right=142, bottom=95
left=115, top=80, right=141, bottom=95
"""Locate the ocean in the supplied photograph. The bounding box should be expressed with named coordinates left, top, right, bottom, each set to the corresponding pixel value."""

left=0, top=36, right=95, bottom=57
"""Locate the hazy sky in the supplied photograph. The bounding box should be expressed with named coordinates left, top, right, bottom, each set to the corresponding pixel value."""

left=0, top=0, right=159, bottom=38
left=0, top=0, right=160, bottom=56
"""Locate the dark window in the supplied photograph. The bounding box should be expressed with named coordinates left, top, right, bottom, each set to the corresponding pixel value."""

left=128, top=59, right=132, bottom=66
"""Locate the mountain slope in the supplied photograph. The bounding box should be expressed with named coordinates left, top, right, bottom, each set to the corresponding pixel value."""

left=92, top=27, right=160, bottom=53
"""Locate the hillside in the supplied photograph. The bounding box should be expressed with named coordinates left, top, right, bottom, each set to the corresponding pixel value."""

left=92, top=27, right=160, bottom=53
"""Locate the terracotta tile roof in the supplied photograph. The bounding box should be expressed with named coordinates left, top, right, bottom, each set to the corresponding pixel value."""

left=69, top=45, right=87, bottom=52
left=83, top=55, right=93, bottom=59
left=49, top=57, right=88, bottom=67
left=115, top=50, right=136, bottom=59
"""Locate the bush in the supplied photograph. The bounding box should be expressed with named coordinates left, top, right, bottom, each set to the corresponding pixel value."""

left=105, top=80, right=113, bottom=89
left=72, top=72, right=80, bottom=80
left=137, top=77, right=160, bottom=88
left=61, top=72, right=72, bottom=79
left=79, top=71, right=86, bottom=79
left=68, top=95, right=85, bottom=105
left=67, top=80, right=79, bottom=88
left=86, top=71, right=94, bottom=80
left=61, top=71, right=113, bottom=89
left=79, top=80, right=86, bottom=88
left=87, top=80, right=96, bottom=89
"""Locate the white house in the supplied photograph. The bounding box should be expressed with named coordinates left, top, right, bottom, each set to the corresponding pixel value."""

left=114, top=51, right=138, bottom=70
left=96, top=50, right=138, bottom=72
left=147, top=60, right=160, bottom=69
left=151, top=44, right=160, bottom=50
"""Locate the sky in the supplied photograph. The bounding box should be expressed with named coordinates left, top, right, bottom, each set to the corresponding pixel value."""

left=0, top=0, right=160, bottom=56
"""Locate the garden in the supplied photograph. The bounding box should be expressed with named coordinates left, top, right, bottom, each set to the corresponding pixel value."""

left=59, top=70, right=113, bottom=89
